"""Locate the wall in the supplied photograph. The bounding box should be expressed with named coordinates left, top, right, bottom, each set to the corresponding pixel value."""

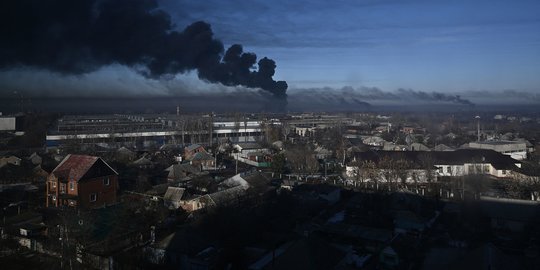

left=78, top=175, right=118, bottom=209
left=0, top=117, right=16, bottom=131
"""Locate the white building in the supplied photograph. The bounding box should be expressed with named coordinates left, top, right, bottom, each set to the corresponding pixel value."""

left=468, top=141, right=528, bottom=160
left=0, top=116, right=16, bottom=131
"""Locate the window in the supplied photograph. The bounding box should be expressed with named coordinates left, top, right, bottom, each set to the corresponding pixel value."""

left=90, top=193, right=97, bottom=202
left=104, top=177, right=110, bottom=186
left=502, top=170, right=507, bottom=175
left=60, top=184, right=65, bottom=194
left=52, top=181, right=56, bottom=188
left=69, top=182, right=74, bottom=191
left=446, top=167, right=451, bottom=173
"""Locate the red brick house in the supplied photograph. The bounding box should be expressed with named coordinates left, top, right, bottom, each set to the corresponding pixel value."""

left=184, top=144, right=206, bottom=160
left=46, top=154, right=118, bottom=209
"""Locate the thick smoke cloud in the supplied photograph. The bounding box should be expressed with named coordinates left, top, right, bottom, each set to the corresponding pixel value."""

left=0, top=0, right=287, bottom=97
left=289, top=86, right=475, bottom=106
left=395, top=89, right=474, bottom=106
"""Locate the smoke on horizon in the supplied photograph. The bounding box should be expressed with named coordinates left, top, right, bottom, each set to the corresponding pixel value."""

left=0, top=0, right=287, bottom=97
left=288, top=86, right=476, bottom=106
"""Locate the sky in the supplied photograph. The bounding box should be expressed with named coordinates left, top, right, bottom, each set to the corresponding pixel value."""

left=0, top=0, right=539, bottom=107
left=161, top=0, right=540, bottom=92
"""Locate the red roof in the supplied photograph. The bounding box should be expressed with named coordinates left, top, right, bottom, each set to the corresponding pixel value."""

left=52, top=154, right=115, bottom=181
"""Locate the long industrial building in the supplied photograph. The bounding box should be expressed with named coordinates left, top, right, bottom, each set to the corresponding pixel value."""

left=46, top=114, right=272, bottom=149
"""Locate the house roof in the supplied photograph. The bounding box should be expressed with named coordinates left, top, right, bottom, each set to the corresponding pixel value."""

left=166, top=164, right=201, bottom=180
left=234, top=142, right=263, bottom=150
left=191, top=151, right=214, bottom=161
left=409, top=143, right=430, bottom=151
left=164, top=187, right=186, bottom=202
left=185, top=144, right=203, bottom=152
left=479, top=197, right=540, bottom=222
left=432, top=144, right=454, bottom=151
left=131, top=156, right=153, bottom=166
left=52, top=154, right=118, bottom=181
left=116, top=146, right=134, bottom=154
left=208, top=185, right=247, bottom=206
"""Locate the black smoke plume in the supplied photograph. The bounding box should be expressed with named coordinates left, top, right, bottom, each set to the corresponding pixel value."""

left=396, top=89, right=475, bottom=106
left=0, top=0, right=287, bottom=97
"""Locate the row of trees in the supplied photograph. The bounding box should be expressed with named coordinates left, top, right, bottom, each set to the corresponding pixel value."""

left=348, top=153, right=437, bottom=190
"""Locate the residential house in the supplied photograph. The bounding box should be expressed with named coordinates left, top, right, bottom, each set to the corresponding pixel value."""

left=184, top=144, right=206, bottom=160
left=432, top=144, right=454, bottom=151
left=165, top=163, right=201, bottom=182
left=163, top=187, right=187, bottom=209
left=468, top=141, right=528, bottom=160
left=115, top=146, right=136, bottom=162
left=408, top=143, right=430, bottom=151
left=189, top=151, right=215, bottom=170
left=178, top=172, right=268, bottom=212
left=346, top=149, right=523, bottom=182
left=383, top=142, right=407, bottom=151
left=314, top=145, right=333, bottom=159
left=130, top=155, right=154, bottom=169
left=46, top=154, right=118, bottom=209
left=362, top=136, right=386, bottom=147
left=233, top=142, right=268, bottom=157
left=233, top=142, right=271, bottom=167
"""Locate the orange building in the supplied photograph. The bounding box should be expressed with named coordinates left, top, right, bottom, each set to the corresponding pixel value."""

left=46, top=154, right=118, bottom=209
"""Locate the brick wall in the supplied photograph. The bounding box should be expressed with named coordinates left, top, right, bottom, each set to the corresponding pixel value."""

left=78, top=175, right=118, bottom=209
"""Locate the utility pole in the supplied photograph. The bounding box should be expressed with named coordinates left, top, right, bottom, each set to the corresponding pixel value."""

left=235, top=154, right=238, bottom=174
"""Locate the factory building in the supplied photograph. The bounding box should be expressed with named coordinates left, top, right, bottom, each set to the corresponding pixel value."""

left=45, top=114, right=270, bottom=149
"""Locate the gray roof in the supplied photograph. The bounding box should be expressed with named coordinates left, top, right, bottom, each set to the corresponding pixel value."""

left=234, top=142, right=263, bottom=150
left=166, top=164, right=201, bottom=180
left=185, top=144, right=203, bottom=152
left=164, top=187, right=186, bottom=202
left=191, top=151, right=214, bottom=161
left=432, top=144, right=454, bottom=151
left=132, top=156, right=152, bottom=165
left=479, top=197, right=540, bottom=222
left=208, top=185, right=247, bottom=206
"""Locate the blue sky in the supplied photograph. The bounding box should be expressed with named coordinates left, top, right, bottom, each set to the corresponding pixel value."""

left=161, top=0, right=540, bottom=92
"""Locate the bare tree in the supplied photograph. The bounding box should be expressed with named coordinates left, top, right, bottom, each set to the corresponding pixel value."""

left=233, top=112, right=242, bottom=142
left=285, top=143, right=318, bottom=179
left=379, top=156, right=396, bottom=191
left=348, top=160, right=363, bottom=188
left=305, top=154, right=320, bottom=176
left=419, top=153, right=436, bottom=183
left=361, top=160, right=378, bottom=189
left=395, top=158, right=411, bottom=188
left=281, top=120, right=291, bottom=142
